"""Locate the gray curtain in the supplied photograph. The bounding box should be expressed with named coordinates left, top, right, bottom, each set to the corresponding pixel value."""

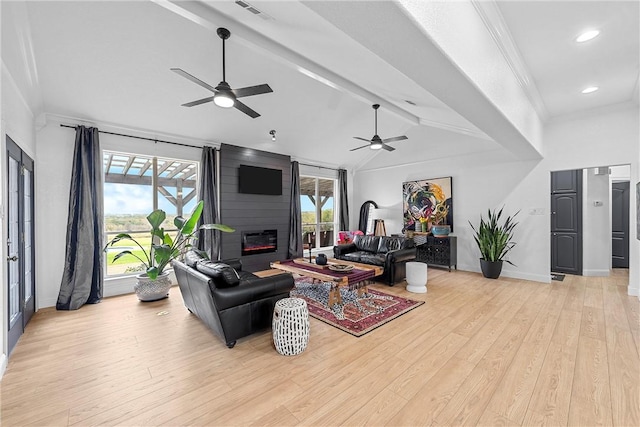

left=288, top=161, right=303, bottom=258
left=338, top=169, right=349, bottom=231
left=56, top=126, right=104, bottom=310
left=197, top=146, right=220, bottom=260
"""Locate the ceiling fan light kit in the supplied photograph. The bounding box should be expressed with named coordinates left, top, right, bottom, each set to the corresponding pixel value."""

left=172, top=27, right=273, bottom=118
left=213, top=95, right=235, bottom=108
left=351, top=104, right=408, bottom=152
left=213, top=89, right=235, bottom=108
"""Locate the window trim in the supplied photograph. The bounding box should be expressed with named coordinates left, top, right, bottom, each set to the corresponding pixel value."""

left=300, top=174, right=338, bottom=250
left=102, top=150, right=200, bottom=278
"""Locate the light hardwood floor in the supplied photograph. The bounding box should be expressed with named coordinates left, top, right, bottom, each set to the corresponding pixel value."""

left=1, top=269, right=638, bottom=426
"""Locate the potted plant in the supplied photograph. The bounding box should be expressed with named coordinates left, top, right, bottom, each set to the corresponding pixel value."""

left=469, top=207, right=519, bottom=279
left=104, top=200, right=234, bottom=301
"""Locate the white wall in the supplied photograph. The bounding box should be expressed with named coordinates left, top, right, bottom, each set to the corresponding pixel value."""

left=545, top=104, right=639, bottom=296
left=35, top=116, right=211, bottom=309
left=354, top=147, right=547, bottom=282
left=353, top=103, right=640, bottom=294
left=583, top=168, right=611, bottom=276
left=0, top=64, right=37, bottom=376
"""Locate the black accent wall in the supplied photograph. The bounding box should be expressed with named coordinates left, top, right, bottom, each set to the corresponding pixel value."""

left=219, top=143, right=291, bottom=272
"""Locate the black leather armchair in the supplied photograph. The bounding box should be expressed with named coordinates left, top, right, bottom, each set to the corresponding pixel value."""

left=172, top=253, right=294, bottom=348
left=334, top=235, right=416, bottom=285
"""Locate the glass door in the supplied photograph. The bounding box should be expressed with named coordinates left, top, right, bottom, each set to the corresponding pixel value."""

left=6, top=136, right=35, bottom=355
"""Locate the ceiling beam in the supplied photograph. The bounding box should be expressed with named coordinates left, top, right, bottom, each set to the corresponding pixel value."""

left=151, top=0, right=420, bottom=127
left=304, top=0, right=543, bottom=161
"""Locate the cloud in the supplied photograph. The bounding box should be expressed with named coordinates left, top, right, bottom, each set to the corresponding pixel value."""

left=104, top=184, right=199, bottom=215
left=104, top=184, right=153, bottom=214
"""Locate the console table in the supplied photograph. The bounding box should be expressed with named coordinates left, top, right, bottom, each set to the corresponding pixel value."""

left=414, top=235, right=457, bottom=272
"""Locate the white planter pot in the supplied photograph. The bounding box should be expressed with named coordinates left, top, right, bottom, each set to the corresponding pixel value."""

left=134, top=271, right=172, bottom=301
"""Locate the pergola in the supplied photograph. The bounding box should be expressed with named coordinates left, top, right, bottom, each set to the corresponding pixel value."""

left=300, top=176, right=334, bottom=211
left=103, top=153, right=197, bottom=216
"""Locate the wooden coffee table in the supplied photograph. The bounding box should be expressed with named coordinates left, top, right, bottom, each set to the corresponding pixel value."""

left=270, top=258, right=383, bottom=306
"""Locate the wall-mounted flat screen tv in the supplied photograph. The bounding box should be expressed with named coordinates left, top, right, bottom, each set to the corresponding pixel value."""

left=238, top=164, right=282, bottom=195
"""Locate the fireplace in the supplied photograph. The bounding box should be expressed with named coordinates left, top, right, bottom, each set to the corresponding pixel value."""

left=241, top=229, right=278, bottom=256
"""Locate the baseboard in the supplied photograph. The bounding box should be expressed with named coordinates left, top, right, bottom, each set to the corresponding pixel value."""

left=456, top=264, right=551, bottom=284
left=103, top=281, right=136, bottom=298
left=0, top=353, right=7, bottom=379
left=628, top=286, right=639, bottom=297
left=583, top=269, right=610, bottom=277
left=499, top=270, right=552, bottom=283
left=103, top=271, right=177, bottom=298
left=38, top=274, right=177, bottom=309
left=38, top=296, right=58, bottom=309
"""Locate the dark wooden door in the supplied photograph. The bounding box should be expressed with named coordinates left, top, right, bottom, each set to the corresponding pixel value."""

left=551, top=169, right=579, bottom=193
left=611, top=181, right=630, bottom=268
left=6, top=136, right=36, bottom=356
left=551, top=170, right=582, bottom=275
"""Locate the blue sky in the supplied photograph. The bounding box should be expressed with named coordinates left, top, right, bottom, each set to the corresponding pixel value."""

left=301, top=197, right=315, bottom=213
left=104, top=183, right=196, bottom=215
left=301, top=196, right=333, bottom=213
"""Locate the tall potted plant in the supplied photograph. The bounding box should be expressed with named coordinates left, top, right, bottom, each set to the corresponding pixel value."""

left=104, top=200, right=234, bottom=301
left=469, top=207, right=519, bottom=279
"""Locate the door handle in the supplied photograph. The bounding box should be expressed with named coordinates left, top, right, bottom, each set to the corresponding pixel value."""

left=7, top=255, right=18, bottom=262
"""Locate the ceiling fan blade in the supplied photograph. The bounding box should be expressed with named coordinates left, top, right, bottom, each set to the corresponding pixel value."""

left=350, top=144, right=371, bottom=152
left=382, top=135, right=408, bottom=144
left=171, top=68, right=217, bottom=93
left=381, top=144, right=396, bottom=152
left=353, top=136, right=372, bottom=143
left=181, top=96, right=215, bottom=107
left=232, top=84, right=273, bottom=98
left=234, top=99, right=260, bottom=118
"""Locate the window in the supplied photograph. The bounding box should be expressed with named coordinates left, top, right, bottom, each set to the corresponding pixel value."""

left=300, top=176, right=336, bottom=248
left=103, top=151, right=198, bottom=276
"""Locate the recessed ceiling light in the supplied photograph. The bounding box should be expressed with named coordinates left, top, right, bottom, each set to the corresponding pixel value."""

left=576, top=30, right=600, bottom=43
left=581, top=86, right=599, bottom=94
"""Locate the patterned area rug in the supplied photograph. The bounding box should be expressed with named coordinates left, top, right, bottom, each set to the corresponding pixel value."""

left=291, top=278, right=424, bottom=337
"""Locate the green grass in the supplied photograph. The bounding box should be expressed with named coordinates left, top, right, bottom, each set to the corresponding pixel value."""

left=105, top=233, right=152, bottom=265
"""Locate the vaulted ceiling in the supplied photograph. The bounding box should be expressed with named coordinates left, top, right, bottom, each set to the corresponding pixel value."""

left=2, top=1, right=638, bottom=171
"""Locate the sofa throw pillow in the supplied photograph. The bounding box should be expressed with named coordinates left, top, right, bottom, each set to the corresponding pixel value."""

left=184, top=250, right=207, bottom=268
left=378, top=236, right=405, bottom=253
left=196, top=261, right=240, bottom=288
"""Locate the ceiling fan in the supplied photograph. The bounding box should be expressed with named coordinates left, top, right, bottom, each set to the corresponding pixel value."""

left=171, top=27, right=273, bottom=118
left=351, top=104, right=408, bottom=151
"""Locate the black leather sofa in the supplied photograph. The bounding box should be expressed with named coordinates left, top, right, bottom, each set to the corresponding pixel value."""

left=172, top=251, right=294, bottom=348
left=333, top=235, right=416, bottom=285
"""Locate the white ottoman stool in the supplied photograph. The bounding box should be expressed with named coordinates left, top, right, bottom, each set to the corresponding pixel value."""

left=406, top=262, right=428, bottom=294
left=272, top=298, right=310, bottom=355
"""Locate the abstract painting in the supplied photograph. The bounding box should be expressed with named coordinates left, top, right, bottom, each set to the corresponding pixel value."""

left=402, top=177, right=453, bottom=232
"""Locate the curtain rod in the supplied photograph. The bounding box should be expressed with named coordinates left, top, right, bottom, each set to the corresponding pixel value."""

left=59, top=124, right=202, bottom=149
left=297, top=162, right=342, bottom=172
